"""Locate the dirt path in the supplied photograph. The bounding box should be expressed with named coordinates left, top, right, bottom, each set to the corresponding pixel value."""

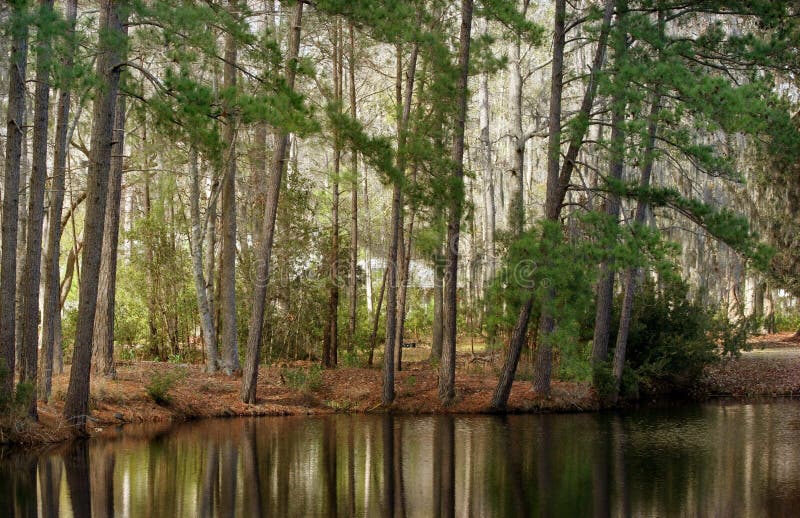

left=701, top=333, right=800, bottom=396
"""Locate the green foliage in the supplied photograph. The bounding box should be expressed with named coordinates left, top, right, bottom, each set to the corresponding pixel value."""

left=619, top=279, right=747, bottom=394
left=145, top=368, right=186, bottom=406
left=557, top=338, right=593, bottom=383
left=282, top=364, right=324, bottom=393
left=339, top=350, right=363, bottom=368
left=774, top=311, right=800, bottom=333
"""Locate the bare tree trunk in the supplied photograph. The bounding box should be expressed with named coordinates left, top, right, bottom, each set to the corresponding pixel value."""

left=439, top=0, right=474, bottom=405
left=91, top=94, right=127, bottom=379
left=393, top=213, right=405, bottom=372
left=430, top=248, right=444, bottom=361
left=506, top=2, right=530, bottom=236
left=240, top=0, right=304, bottom=403
left=40, top=0, right=78, bottom=402
left=347, top=22, right=359, bottom=351
left=205, top=178, right=218, bottom=340
left=220, top=0, right=240, bottom=375
left=479, top=36, right=496, bottom=283
left=613, top=84, right=662, bottom=396
left=591, top=87, right=627, bottom=367
left=63, top=0, right=126, bottom=430
left=189, top=148, right=219, bottom=372
left=368, top=266, right=388, bottom=366
left=531, top=0, right=614, bottom=396
left=15, top=119, right=29, bottom=382
left=0, top=0, right=28, bottom=400
left=494, top=0, right=614, bottom=406
left=324, top=19, right=343, bottom=368
left=383, top=180, right=402, bottom=404
left=394, top=210, right=415, bottom=373
left=383, top=36, right=419, bottom=404
left=19, top=0, right=55, bottom=419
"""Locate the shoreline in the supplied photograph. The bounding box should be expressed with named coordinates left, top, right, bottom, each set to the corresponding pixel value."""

left=4, top=334, right=800, bottom=447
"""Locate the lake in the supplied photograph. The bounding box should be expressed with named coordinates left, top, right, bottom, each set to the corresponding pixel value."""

left=2, top=400, right=800, bottom=516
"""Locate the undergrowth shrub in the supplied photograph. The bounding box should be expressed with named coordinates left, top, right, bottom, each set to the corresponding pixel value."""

left=145, top=368, right=186, bottom=405
left=282, top=364, right=323, bottom=393
left=618, top=278, right=751, bottom=395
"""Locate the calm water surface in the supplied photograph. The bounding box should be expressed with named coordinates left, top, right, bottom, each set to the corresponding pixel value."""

left=2, top=400, right=800, bottom=517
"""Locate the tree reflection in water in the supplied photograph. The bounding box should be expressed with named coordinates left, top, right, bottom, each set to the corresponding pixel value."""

left=3, top=402, right=800, bottom=516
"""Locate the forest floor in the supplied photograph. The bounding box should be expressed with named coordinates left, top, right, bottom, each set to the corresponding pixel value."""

left=700, top=331, right=800, bottom=397
left=6, top=333, right=800, bottom=446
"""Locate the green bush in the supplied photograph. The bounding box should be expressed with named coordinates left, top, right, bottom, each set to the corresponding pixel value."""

left=145, top=369, right=186, bottom=405
left=618, top=279, right=747, bottom=394
left=339, top=350, right=362, bottom=368
left=775, top=311, right=800, bottom=333
left=282, top=364, right=323, bottom=393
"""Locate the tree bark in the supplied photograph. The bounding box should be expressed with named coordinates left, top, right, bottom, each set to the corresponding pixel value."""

left=394, top=209, right=415, bottom=372
left=439, top=0, right=474, bottom=405
left=531, top=0, right=615, bottom=396
left=479, top=28, right=496, bottom=283
left=240, top=0, right=304, bottom=403
left=506, top=1, right=530, bottom=236
left=591, top=2, right=631, bottom=371
left=324, top=19, right=343, bottom=368
left=494, top=0, right=614, bottom=406
left=91, top=94, right=127, bottom=379
left=19, top=0, right=55, bottom=419
left=0, top=0, right=29, bottom=400
left=368, top=266, right=388, bottom=366
left=189, top=149, right=219, bottom=372
left=40, top=0, right=78, bottom=402
left=383, top=181, right=402, bottom=404
left=220, top=0, right=240, bottom=375
left=590, top=96, right=627, bottom=366
left=431, top=248, right=444, bottom=361
left=612, top=81, right=662, bottom=396
left=63, top=0, right=126, bottom=430
left=347, top=22, right=359, bottom=351
left=383, top=35, right=419, bottom=404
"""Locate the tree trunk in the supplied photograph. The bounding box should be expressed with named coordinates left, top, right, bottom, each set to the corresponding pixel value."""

left=63, top=0, right=126, bottom=430
left=479, top=33, right=496, bottom=283
left=220, top=1, right=240, bottom=375
left=347, top=22, right=359, bottom=350
left=15, top=117, right=29, bottom=382
left=394, top=210, right=415, bottom=373
left=383, top=34, right=420, bottom=404
left=494, top=0, right=614, bottom=406
left=431, top=249, right=444, bottom=361
left=393, top=214, right=405, bottom=372
left=383, top=181, right=402, bottom=404
left=613, top=86, right=662, bottom=396
left=591, top=2, right=632, bottom=370
left=368, top=267, right=388, bottom=366
left=39, top=0, right=78, bottom=402
left=324, top=20, right=343, bottom=368
left=189, top=148, right=219, bottom=372
left=506, top=2, right=529, bottom=236
left=439, top=0, right=474, bottom=405
left=240, top=0, right=304, bottom=403
left=91, top=94, right=127, bottom=379
left=590, top=93, right=627, bottom=367
left=0, top=0, right=29, bottom=400
left=19, top=0, right=55, bottom=419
